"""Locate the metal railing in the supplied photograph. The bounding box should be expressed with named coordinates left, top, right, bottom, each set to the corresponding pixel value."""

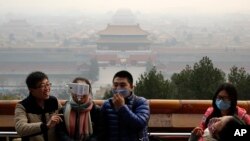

left=0, top=131, right=191, bottom=141
left=0, top=131, right=19, bottom=141
left=149, top=132, right=191, bottom=136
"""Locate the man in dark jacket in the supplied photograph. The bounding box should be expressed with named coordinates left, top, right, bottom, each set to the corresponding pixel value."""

left=101, top=70, right=150, bottom=141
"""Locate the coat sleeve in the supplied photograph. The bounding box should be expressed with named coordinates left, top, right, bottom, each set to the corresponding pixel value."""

left=14, top=103, right=47, bottom=137
left=118, top=97, right=150, bottom=129
left=188, top=132, right=200, bottom=141
left=237, top=106, right=250, bottom=125
left=199, top=107, right=213, bottom=130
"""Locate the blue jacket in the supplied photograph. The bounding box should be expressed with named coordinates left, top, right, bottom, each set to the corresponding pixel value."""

left=100, top=94, right=150, bottom=141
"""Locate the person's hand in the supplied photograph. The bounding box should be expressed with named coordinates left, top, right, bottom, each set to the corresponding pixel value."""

left=192, top=127, right=204, bottom=136
left=112, top=93, right=125, bottom=110
left=46, top=114, right=63, bottom=129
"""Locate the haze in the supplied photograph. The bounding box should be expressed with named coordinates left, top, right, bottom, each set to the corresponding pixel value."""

left=1, top=0, right=250, bottom=15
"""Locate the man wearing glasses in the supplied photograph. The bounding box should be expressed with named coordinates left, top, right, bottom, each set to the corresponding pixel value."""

left=14, top=71, right=62, bottom=141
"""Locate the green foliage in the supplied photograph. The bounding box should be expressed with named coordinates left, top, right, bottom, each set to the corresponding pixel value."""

left=135, top=67, right=174, bottom=99
left=172, top=56, right=225, bottom=99
left=191, top=56, right=225, bottom=99
left=228, top=66, right=248, bottom=85
left=133, top=56, right=250, bottom=100
left=171, top=65, right=193, bottom=99
left=103, top=89, right=113, bottom=99
left=0, top=94, right=19, bottom=100
left=3, top=57, right=249, bottom=101
left=228, top=66, right=250, bottom=99
left=135, top=57, right=227, bottom=99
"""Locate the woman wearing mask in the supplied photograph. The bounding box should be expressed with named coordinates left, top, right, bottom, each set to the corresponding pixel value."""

left=191, top=82, right=250, bottom=139
left=56, top=77, right=101, bottom=141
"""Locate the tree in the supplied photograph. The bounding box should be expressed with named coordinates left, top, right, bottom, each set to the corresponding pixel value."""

left=87, top=58, right=99, bottom=81
left=0, top=95, right=18, bottom=100
left=103, top=89, right=113, bottom=99
left=190, top=56, right=225, bottom=99
left=171, top=56, right=225, bottom=99
left=171, top=65, right=193, bottom=99
left=228, top=66, right=250, bottom=99
left=135, top=67, right=173, bottom=99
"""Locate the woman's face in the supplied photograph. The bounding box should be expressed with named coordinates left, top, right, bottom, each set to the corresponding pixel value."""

left=215, top=90, right=232, bottom=111
left=71, top=80, right=90, bottom=104
left=216, top=90, right=230, bottom=101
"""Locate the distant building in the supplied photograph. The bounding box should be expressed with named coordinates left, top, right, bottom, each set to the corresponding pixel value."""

left=97, top=24, right=151, bottom=50
left=111, top=8, right=137, bottom=25
left=0, top=47, right=93, bottom=86
left=96, top=24, right=154, bottom=66
left=2, top=19, right=30, bottom=28
left=0, top=19, right=32, bottom=40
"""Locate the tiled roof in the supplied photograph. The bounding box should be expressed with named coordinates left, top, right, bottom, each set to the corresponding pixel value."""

left=98, top=24, right=149, bottom=35
left=96, top=37, right=151, bottom=43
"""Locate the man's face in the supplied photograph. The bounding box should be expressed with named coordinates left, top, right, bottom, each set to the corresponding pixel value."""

left=30, top=79, right=51, bottom=101
left=112, top=77, right=133, bottom=97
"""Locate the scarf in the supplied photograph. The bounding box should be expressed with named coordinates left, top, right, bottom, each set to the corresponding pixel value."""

left=64, top=98, right=93, bottom=141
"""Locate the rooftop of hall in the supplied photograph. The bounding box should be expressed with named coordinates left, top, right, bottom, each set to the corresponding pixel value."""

left=98, top=24, right=149, bottom=36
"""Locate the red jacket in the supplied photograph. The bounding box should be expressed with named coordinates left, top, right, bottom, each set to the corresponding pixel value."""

left=199, top=106, right=250, bottom=130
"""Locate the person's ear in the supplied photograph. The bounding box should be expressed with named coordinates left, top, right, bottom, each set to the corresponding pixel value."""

left=131, top=85, right=135, bottom=90
left=29, top=88, right=34, bottom=93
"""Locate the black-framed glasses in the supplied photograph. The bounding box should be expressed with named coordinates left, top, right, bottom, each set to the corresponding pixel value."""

left=37, top=83, right=52, bottom=89
left=216, top=95, right=230, bottom=101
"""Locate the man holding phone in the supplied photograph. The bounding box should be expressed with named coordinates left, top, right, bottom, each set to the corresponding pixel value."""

left=100, top=70, right=150, bottom=141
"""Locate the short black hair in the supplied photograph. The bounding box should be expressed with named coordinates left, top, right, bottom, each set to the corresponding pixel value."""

left=26, top=71, right=48, bottom=89
left=112, top=70, right=133, bottom=85
left=72, top=77, right=92, bottom=95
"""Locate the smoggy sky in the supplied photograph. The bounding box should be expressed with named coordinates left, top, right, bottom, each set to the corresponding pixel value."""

left=0, top=0, right=250, bottom=15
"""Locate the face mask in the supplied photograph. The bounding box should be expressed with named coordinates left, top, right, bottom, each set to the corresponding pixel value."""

left=112, top=89, right=130, bottom=97
left=216, top=99, right=231, bottom=110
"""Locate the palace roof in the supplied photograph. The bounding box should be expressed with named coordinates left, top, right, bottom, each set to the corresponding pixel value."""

left=98, top=24, right=149, bottom=36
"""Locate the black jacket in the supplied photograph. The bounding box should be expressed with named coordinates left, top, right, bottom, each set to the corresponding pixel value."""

left=55, top=101, right=101, bottom=141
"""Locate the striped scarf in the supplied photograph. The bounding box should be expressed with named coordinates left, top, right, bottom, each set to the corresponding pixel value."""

left=64, top=98, right=93, bottom=141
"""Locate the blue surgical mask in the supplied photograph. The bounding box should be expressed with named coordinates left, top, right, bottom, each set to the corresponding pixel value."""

left=112, top=89, right=130, bottom=97
left=216, top=99, right=231, bottom=110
